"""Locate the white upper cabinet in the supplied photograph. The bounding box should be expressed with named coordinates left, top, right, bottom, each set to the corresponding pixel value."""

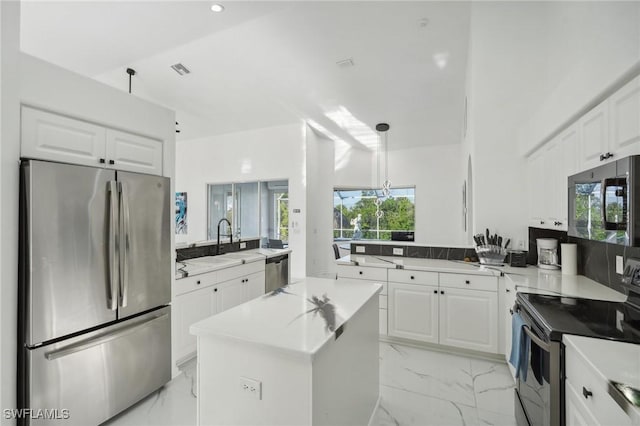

left=580, top=100, right=609, bottom=170
left=21, top=106, right=106, bottom=167
left=609, top=75, right=640, bottom=159
left=106, top=129, right=163, bottom=175
left=527, top=74, right=640, bottom=230
left=21, top=106, right=163, bottom=175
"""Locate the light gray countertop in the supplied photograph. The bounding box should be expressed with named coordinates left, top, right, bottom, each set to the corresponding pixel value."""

left=337, top=254, right=626, bottom=302
left=176, top=248, right=292, bottom=279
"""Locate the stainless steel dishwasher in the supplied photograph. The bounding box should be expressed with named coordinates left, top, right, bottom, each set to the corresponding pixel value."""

left=265, top=254, right=289, bottom=292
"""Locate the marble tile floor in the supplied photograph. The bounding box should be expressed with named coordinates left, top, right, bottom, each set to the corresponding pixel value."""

left=104, top=342, right=516, bottom=426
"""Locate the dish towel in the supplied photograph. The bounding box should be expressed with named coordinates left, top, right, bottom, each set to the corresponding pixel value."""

left=509, top=312, right=530, bottom=381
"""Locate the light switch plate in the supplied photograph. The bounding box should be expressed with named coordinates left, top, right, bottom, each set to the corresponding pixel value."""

left=393, top=247, right=404, bottom=256
left=240, top=242, right=246, bottom=249
left=356, top=246, right=365, bottom=253
left=616, top=256, right=624, bottom=275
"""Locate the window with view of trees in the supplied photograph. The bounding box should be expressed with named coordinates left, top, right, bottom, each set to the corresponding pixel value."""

left=333, top=187, right=415, bottom=240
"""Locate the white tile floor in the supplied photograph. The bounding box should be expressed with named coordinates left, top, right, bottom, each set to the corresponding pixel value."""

left=104, top=342, right=516, bottom=426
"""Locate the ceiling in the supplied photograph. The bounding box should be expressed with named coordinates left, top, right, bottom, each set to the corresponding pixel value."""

left=20, top=1, right=471, bottom=150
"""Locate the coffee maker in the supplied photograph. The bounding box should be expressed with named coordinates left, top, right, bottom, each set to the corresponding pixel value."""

left=537, top=238, right=559, bottom=270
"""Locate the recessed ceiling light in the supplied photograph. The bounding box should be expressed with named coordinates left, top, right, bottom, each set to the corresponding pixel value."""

left=418, top=18, right=429, bottom=28
left=210, top=4, right=224, bottom=13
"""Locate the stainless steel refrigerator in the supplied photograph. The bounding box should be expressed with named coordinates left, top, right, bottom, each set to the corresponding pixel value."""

left=18, top=159, right=172, bottom=425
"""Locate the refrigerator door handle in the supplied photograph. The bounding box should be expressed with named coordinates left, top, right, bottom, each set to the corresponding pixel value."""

left=107, top=181, right=119, bottom=310
left=118, top=182, right=130, bottom=308
left=44, top=312, right=169, bottom=361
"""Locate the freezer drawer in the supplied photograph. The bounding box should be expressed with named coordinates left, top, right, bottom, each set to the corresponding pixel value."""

left=22, top=307, right=170, bottom=426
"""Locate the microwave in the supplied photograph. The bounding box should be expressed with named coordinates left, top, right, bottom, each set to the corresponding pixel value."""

left=568, top=155, right=640, bottom=246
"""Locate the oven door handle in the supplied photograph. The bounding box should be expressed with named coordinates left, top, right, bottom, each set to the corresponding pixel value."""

left=523, top=325, right=551, bottom=352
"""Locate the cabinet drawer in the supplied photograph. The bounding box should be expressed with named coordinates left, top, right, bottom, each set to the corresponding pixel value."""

left=336, top=264, right=388, bottom=282
left=439, top=273, right=497, bottom=292
left=217, top=260, right=265, bottom=283
left=388, top=269, right=438, bottom=286
left=565, top=346, right=631, bottom=426
left=175, top=271, right=218, bottom=296
left=379, top=295, right=387, bottom=309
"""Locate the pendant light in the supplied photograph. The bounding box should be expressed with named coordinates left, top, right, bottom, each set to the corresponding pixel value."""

left=374, top=122, right=391, bottom=220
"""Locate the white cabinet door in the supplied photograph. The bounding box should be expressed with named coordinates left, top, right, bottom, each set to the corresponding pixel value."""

left=610, top=75, right=640, bottom=159
left=219, top=279, right=245, bottom=312
left=174, top=287, right=216, bottom=361
left=439, top=287, right=498, bottom=353
left=379, top=309, right=388, bottom=335
left=244, top=271, right=266, bottom=301
left=558, top=124, right=580, bottom=228
left=543, top=139, right=562, bottom=227
left=106, top=129, right=163, bottom=175
left=21, top=106, right=107, bottom=167
left=565, top=378, right=600, bottom=426
left=580, top=101, right=609, bottom=170
left=527, top=151, right=547, bottom=228
left=388, top=283, right=438, bottom=343
left=503, top=282, right=517, bottom=362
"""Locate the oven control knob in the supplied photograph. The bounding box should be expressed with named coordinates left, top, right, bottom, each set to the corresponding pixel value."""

left=582, top=387, right=593, bottom=399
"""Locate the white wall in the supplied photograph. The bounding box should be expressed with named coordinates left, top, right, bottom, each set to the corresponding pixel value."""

left=466, top=2, right=640, bottom=249
left=0, top=15, right=176, bottom=416
left=175, top=123, right=308, bottom=279
left=519, top=2, right=640, bottom=155
left=385, top=144, right=466, bottom=246
left=1, top=1, right=21, bottom=417
left=305, top=128, right=337, bottom=279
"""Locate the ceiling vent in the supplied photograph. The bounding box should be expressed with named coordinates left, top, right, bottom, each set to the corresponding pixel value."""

left=171, top=63, right=191, bottom=75
left=336, top=58, right=355, bottom=69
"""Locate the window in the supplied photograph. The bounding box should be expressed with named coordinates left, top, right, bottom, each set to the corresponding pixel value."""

left=333, top=187, right=415, bottom=240
left=207, top=180, right=289, bottom=245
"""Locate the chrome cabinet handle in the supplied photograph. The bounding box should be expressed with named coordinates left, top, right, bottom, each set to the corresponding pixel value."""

left=107, top=181, right=118, bottom=311
left=119, top=182, right=130, bottom=308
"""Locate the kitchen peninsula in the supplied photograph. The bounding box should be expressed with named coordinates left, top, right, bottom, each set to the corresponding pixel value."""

left=190, top=277, right=382, bottom=426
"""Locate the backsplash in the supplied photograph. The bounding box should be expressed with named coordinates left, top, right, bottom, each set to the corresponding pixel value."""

left=529, top=227, right=635, bottom=295
left=350, top=243, right=478, bottom=261
left=176, top=239, right=260, bottom=261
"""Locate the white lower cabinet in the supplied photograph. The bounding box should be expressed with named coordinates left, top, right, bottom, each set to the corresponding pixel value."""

left=173, top=262, right=266, bottom=363
left=219, top=270, right=266, bottom=311
left=565, top=339, right=632, bottom=426
left=439, top=287, right=498, bottom=353
left=174, top=285, right=220, bottom=362
left=566, top=378, right=600, bottom=426
left=336, top=265, right=388, bottom=335
left=388, top=282, right=439, bottom=343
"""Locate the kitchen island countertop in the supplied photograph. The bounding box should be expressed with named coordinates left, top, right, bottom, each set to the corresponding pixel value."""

left=190, top=277, right=381, bottom=358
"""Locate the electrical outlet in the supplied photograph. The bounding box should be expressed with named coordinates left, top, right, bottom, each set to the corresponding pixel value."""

left=393, top=247, right=403, bottom=256
left=616, top=256, right=624, bottom=275
left=240, top=377, right=262, bottom=400
left=240, top=242, right=246, bottom=249
left=356, top=246, right=365, bottom=253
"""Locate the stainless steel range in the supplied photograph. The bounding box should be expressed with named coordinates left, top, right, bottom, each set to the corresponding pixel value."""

left=514, top=281, right=640, bottom=426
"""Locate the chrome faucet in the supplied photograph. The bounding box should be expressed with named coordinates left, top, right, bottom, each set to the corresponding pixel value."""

left=217, top=218, right=233, bottom=255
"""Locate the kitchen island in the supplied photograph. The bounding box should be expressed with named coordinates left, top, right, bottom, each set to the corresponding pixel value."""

left=190, top=277, right=382, bottom=426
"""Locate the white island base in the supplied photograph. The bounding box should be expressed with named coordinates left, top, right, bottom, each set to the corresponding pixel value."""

left=191, top=278, right=381, bottom=426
